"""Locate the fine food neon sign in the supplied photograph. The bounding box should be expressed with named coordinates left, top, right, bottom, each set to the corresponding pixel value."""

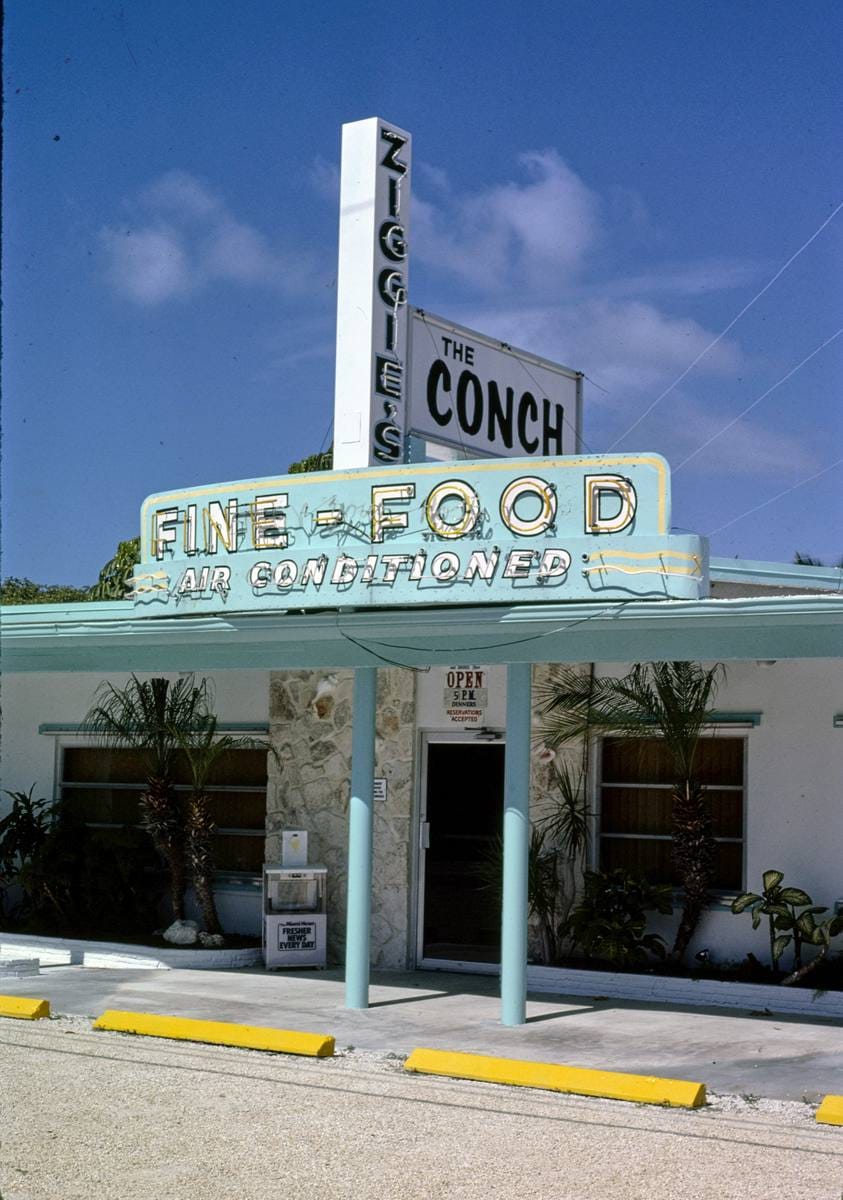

left=133, top=454, right=707, bottom=611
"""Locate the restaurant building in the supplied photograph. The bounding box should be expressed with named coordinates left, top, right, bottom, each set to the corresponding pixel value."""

left=2, top=120, right=841, bottom=1023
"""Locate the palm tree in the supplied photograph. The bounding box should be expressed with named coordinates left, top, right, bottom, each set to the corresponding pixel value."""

left=84, top=675, right=210, bottom=922
left=536, top=661, right=724, bottom=962
left=176, top=716, right=272, bottom=938
left=88, top=537, right=141, bottom=600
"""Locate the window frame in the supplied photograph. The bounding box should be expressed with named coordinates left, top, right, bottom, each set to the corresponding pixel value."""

left=49, top=731, right=270, bottom=880
left=591, top=725, right=749, bottom=900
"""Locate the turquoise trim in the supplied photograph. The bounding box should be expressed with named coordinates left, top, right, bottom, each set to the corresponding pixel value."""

left=709, top=712, right=762, bottom=726
left=4, top=593, right=840, bottom=672
left=38, top=722, right=269, bottom=735
left=710, top=557, right=843, bottom=592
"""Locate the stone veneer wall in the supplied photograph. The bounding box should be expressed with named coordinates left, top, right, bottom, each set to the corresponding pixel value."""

left=266, top=668, right=416, bottom=969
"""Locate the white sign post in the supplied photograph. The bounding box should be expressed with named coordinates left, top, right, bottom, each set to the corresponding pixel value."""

left=333, top=117, right=412, bottom=469
left=407, top=310, right=582, bottom=460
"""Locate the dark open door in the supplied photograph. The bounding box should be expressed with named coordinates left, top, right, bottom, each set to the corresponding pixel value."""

left=421, top=741, right=505, bottom=963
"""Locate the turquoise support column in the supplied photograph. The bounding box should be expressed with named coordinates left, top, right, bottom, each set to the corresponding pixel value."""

left=345, top=667, right=377, bottom=1009
left=501, top=661, right=532, bottom=1026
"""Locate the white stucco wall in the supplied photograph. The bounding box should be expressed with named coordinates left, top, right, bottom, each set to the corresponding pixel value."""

left=3, top=656, right=840, bottom=971
left=0, top=670, right=271, bottom=807
left=593, top=658, right=843, bottom=964
left=1, top=670, right=272, bottom=936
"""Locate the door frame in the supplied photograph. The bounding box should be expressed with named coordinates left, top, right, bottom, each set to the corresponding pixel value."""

left=413, top=728, right=505, bottom=972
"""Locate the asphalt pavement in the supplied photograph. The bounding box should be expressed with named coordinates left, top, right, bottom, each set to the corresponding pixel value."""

left=2, top=1013, right=841, bottom=1200
left=2, top=963, right=842, bottom=1102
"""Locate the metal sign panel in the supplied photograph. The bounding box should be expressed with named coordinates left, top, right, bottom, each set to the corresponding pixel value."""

left=333, top=117, right=412, bottom=469
left=408, top=310, right=582, bottom=460
left=133, top=454, right=707, bottom=614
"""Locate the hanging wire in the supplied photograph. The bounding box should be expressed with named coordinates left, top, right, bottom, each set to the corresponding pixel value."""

left=674, top=326, right=843, bottom=472
left=509, top=351, right=595, bottom=453
left=335, top=617, right=431, bottom=670
left=339, top=601, right=628, bottom=659
left=606, top=198, right=843, bottom=451
left=706, top=457, right=843, bottom=538
left=318, top=417, right=334, bottom=455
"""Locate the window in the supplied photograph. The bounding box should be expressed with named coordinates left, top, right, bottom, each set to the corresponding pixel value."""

left=598, top=736, right=744, bottom=891
left=59, top=744, right=268, bottom=874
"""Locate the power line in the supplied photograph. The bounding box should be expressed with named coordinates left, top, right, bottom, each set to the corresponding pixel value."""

left=706, top=457, right=843, bottom=538
left=607, top=198, right=843, bottom=451
left=674, top=326, right=843, bottom=472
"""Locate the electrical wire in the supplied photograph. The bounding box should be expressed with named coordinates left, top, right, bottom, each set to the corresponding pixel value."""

left=606, top=198, right=843, bottom=451
left=318, top=418, right=333, bottom=455
left=706, top=457, right=843, bottom=538
left=674, top=326, right=843, bottom=472
left=342, top=602, right=628, bottom=658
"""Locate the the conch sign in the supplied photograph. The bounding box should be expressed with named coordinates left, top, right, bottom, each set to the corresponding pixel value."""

left=133, top=453, right=708, bottom=612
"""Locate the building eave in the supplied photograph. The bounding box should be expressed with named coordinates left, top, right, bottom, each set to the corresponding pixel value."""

left=2, top=593, right=841, bottom=672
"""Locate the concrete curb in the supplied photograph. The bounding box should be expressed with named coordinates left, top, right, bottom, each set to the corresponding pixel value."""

left=0, top=934, right=262, bottom=971
left=92, top=1009, right=335, bottom=1057
left=0, top=995, right=51, bottom=1020
left=816, top=1095, right=843, bottom=1126
left=404, top=1047, right=706, bottom=1109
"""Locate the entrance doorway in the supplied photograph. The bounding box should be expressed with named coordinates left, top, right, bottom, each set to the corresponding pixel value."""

left=418, top=736, right=505, bottom=965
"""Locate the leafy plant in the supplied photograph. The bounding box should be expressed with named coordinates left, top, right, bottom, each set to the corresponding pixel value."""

left=89, top=537, right=141, bottom=600
left=731, top=869, right=843, bottom=984
left=83, top=675, right=211, bottom=921
left=0, top=578, right=91, bottom=605
left=537, top=760, right=591, bottom=874
left=14, top=803, right=159, bottom=934
left=562, top=868, right=674, bottom=967
left=537, top=661, right=724, bottom=961
left=475, top=827, right=560, bottom=963
left=176, top=714, right=274, bottom=938
left=0, top=787, right=54, bottom=919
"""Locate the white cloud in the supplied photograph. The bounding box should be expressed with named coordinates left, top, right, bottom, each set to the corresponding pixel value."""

left=308, top=156, right=339, bottom=201
left=100, top=171, right=308, bottom=304
left=453, top=299, right=743, bottom=398
left=406, top=150, right=813, bottom=476
left=669, top=394, right=817, bottom=476
left=203, top=219, right=276, bottom=284
left=100, top=225, right=192, bottom=304
left=140, top=170, right=222, bottom=219
left=413, top=150, right=601, bottom=293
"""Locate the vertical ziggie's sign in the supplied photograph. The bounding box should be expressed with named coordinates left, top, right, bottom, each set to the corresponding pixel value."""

left=333, top=118, right=412, bottom=469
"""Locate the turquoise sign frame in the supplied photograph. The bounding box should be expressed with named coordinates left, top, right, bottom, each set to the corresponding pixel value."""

left=134, top=453, right=708, bottom=612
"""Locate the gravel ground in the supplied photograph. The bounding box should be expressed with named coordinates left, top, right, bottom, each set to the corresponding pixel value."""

left=1, top=1015, right=841, bottom=1200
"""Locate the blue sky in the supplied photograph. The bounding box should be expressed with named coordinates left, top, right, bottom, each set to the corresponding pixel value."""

left=4, top=0, right=842, bottom=585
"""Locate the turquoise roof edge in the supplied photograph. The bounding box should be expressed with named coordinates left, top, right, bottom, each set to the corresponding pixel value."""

left=2, top=593, right=841, bottom=671
left=710, top=556, right=843, bottom=591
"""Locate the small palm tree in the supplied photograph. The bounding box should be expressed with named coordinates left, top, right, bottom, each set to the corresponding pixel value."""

left=176, top=716, right=272, bottom=938
left=84, top=675, right=210, bottom=922
left=536, top=661, right=724, bottom=962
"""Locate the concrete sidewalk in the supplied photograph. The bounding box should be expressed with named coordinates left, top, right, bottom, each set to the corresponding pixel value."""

left=3, top=963, right=842, bottom=1102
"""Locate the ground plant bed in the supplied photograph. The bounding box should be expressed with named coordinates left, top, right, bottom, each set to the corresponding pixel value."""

left=544, top=953, right=843, bottom=991
left=525, top=956, right=843, bottom=1020
left=0, top=930, right=263, bottom=971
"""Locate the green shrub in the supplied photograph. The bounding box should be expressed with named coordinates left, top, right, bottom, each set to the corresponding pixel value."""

left=731, top=869, right=843, bottom=985
left=562, top=868, right=674, bottom=967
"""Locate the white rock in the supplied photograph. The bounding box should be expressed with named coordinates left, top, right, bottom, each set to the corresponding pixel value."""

left=162, top=919, right=199, bottom=946
left=198, top=932, right=225, bottom=949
